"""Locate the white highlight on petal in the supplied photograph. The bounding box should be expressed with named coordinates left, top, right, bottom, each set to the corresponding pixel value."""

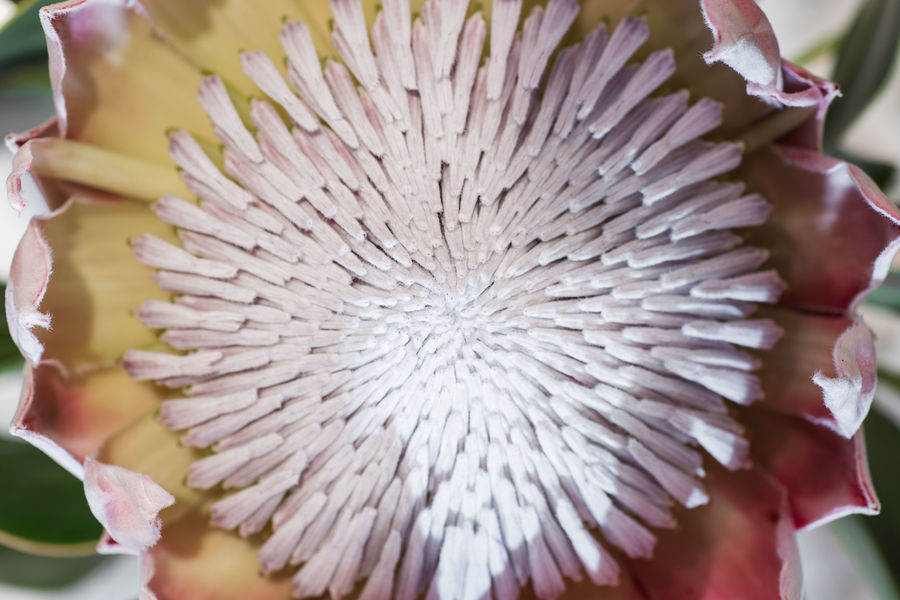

left=128, top=2, right=786, bottom=598
left=814, top=320, right=877, bottom=438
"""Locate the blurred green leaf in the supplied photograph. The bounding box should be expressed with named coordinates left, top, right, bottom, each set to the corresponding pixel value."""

left=0, top=0, right=55, bottom=72
left=0, top=436, right=103, bottom=555
left=866, top=272, right=900, bottom=312
left=825, top=0, right=900, bottom=145
left=794, top=34, right=843, bottom=67
left=0, top=545, right=104, bottom=589
left=828, top=516, right=900, bottom=600
left=0, top=283, right=24, bottom=374
left=861, top=388, right=900, bottom=591
left=0, top=54, right=50, bottom=96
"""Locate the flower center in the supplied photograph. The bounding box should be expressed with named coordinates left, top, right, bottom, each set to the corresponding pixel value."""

left=124, top=0, right=785, bottom=598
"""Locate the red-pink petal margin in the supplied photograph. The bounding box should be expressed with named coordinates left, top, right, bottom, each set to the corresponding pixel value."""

left=5, top=221, right=51, bottom=364
left=777, top=62, right=839, bottom=151
left=814, top=320, right=877, bottom=438
left=700, top=0, right=824, bottom=109
left=39, top=0, right=124, bottom=140
left=97, top=531, right=138, bottom=556
left=5, top=118, right=60, bottom=210
left=83, top=456, right=175, bottom=553
left=11, top=363, right=82, bottom=479
left=760, top=310, right=877, bottom=438
left=700, top=0, right=781, bottom=89
left=742, top=145, right=900, bottom=314
left=37, top=0, right=85, bottom=138
left=5, top=117, right=59, bottom=154
left=141, top=552, right=159, bottom=600
left=628, top=465, right=802, bottom=600
left=742, top=408, right=879, bottom=529
left=10, top=361, right=162, bottom=475
left=38, top=0, right=215, bottom=165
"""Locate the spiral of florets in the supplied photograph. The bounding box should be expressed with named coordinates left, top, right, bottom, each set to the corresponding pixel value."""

left=124, top=0, right=785, bottom=597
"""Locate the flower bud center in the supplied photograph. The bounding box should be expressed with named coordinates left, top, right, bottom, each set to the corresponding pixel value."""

left=124, top=1, right=785, bottom=597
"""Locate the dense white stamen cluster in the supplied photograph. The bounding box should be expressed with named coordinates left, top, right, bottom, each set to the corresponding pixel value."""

left=124, top=0, right=786, bottom=597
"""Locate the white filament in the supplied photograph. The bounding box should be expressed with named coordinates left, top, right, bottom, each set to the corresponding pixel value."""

left=124, top=1, right=786, bottom=598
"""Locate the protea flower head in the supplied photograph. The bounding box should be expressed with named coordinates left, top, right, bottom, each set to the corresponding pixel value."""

left=5, top=0, right=899, bottom=598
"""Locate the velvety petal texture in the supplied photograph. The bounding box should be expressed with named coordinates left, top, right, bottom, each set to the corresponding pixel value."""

left=700, top=0, right=825, bottom=109
left=628, top=466, right=802, bottom=600
left=741, top=146, right=900, bottom=314
left=813, top=320, right=877, bottom=438
left=742, top=408, right=879, bottom=529
left=759, top=310, right=876, bottom=437
left=6, top=117, right=62, bottom=210
left=11, top=363, right=162, bottom=471
left=83, top=456, right=175, bottom=552
left=6, top=118, right=96, bottom=212
left=6, top=195, right=175, bottom=500
left=5, top=222, right=51, bottom=364
left=15, top=197, right=175, bottom=369
left=147, top=510, right=293, bottom=600
left=40, top=0, right=214, bottom=164
left=700, top=0, right=783, bottom=98
left=546, top=466, right=802, bottom=600
left=95, top=413, right=205, bottom=516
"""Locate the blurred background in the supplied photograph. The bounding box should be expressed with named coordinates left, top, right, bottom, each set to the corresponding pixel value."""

left=0, top=0, right=898, bottom=598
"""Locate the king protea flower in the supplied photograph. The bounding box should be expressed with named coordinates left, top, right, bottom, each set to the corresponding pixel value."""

left=4, top=0, right=899, bottom=598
